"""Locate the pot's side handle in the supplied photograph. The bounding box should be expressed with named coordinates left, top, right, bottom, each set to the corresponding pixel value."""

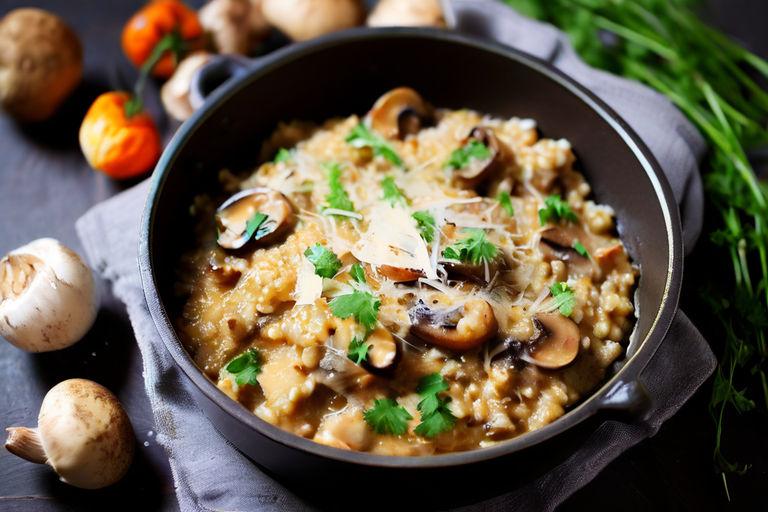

left=189, top=54, right=254, bottom=110
left=596, top=379, right=653, bottom=421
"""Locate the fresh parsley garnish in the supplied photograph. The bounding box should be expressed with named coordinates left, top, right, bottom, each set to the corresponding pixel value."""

left=442, top=228, right=498, bottom=265
left=329, top=290, right=381, bottom=331
left=550, top=282, right=576, bottom=317
left=347, top=336, right=369, bottom=364
left=304, top=244, right=341, bottom=278
left=345, top=122, right=403, bottom=167
left=322, top=162, right=355, bottom=215
left=497, top=191, right=515, bottom=216
left=226, top=349, right=262, bottom=387
left=380, top=176, right=408, bottom=207
left=572, top=240, right=590, bottom=258
left=363, top=398, right=412, bottom=435
left=350, top=263, right=366, bottom=283
left=412, top=210, right=436, bottom=243
left=245, top=212, right=272, bottom=241
left=444, top=140, right=493, bottom=170
left=538, top=194, right=578, bottom=226
left=274, top=148, right=291, bottom=163
left=414, top=373, right=457, bottom=438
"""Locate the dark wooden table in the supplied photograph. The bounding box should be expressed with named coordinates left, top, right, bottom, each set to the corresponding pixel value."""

left=0, top=1, right=765, bottom=510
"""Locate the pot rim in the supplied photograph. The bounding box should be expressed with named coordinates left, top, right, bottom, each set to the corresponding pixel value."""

left=139, top=27, right=682, bottom=469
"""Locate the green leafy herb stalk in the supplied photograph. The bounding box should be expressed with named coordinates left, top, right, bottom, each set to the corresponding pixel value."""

left=503, top=0, right=768, bottom=495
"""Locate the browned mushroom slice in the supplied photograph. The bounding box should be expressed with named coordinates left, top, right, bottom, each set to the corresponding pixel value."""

left=215, top=187, right=293, bottom=249
left=369, top=87, right=432, bottom=140
left=361, top=327, right=400, bottom=375
left=453, top=126, right=504, bottom=188
left=377, top=264, right=425, bottom=283
left=539, top=226, right=593, bottom=276
left=443, top=253, right=508, bottom=285
left=409, top=298, right=498, bottom=351
left=521, top=312, right=580, bottom=369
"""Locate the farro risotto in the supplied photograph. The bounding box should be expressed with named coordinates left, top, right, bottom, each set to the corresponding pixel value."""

left=175, top=88, right=637, bottom=455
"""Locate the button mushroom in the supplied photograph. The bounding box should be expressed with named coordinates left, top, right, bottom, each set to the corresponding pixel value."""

left=0, top=8, right=83, bottom=122
left=198, top=0, right=269, bottom=55
left=409, top=298, right=498, bottom=351
left=0, top=238, right=99, bottom=352
left=452, top=127, right=505, bottom=188
left=261, top=0, right=364, bottom=41
left=4, top=379, right=135, bottom=489
left=161, top=51, right=214, bottom=122
left=369, top=87, right=434, bottom=140
left=539, top=225, right=594, bottom=276
left=367, top=0, right=446, bottom=28
left=360, top=327, right=400, bottom=375
left=215, top=187, right=294, bottom=250
left=521, top=312, right=580, bottom=369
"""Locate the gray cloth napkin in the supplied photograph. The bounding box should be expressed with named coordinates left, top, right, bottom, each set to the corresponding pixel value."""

left=75, top=2, right=716, bottom=510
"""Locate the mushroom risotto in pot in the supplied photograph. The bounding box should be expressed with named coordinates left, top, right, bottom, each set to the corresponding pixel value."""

left=175, top=88, right=638, bottom=455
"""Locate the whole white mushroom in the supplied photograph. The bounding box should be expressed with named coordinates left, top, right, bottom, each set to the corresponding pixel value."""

left=5, top=379, right=135, bottom=489
left=0, top=238, right=99, bottom=352
left=198, top=0, right=270, bottom=55
left=367, top=0, right=446, bottom=28
left=262, top=0, right=364, bottom=41
left=161, top=51, right=214, bottom=121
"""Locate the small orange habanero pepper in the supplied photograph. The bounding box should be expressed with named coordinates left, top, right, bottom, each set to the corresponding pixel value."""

left=79, top=92, right=161, bottom=179
left=122, top=0, right=203, bottom=79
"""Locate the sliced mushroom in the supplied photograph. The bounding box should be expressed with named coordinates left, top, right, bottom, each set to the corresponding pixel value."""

left=539, top=225, right=593, bottom=276
left=409, top=298, right=497, bottom=351
left=521, top=312, right=580, bottom=369
left=452, top=126, right=505, bottom=188
left=215, top=187, right=293, bottom=250
left=377, top=264, right=424, bottom=283
left=443, top=253, right=508, bottom=285
left=369, top=87, right=433, bottom=140
left=361, top=327, right=400, bottom=375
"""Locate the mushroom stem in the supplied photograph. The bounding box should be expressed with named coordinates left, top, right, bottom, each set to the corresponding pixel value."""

left=5, top=427, right=46, bottom=464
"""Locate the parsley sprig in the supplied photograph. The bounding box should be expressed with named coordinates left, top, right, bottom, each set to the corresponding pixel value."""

left=443, top=228, right=499, bottom=265
left=346, top=122, right=403, bottom=167
left=347, top=337, right=370, bottom=364
left=497, top=191, right=515, bottom=216
left=274, top=148, right=291, bottom=163
left=572, top=240, right=590, bottom=258
left=322, top=162, right=355, bottom=215
left=329, top=290, right=380, bottom=332
left=444, top=140, right=493, bottom=169
left=538, top=194, right=578, bottom=226
left=225, top=349, right=263, bottom=387
left=363, top=398, right=412, bottom=435
left=412, top=210, right=437, bottom=243
left=549, top=282, right=576, bottom=317
left=244, top=212, right=270, bottom=241
left=380, top=176, right=408, bottom=207
left=304, top=244, right=341, bottom=278
left=414, top=373, right=457, bottom=438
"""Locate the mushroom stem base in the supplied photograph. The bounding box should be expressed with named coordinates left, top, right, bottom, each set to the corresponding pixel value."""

left=5, top=427, right=46, bottom=464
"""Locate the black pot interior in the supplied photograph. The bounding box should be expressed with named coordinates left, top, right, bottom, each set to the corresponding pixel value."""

left=145, top=29, right=679, bottom=475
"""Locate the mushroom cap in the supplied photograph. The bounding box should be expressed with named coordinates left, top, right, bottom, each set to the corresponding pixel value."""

left=369, top=87, right=431, bottom=140
left=367, top=0, right=446, bottom=28
left=453, top=126, right=504, bottom=188
left=361, top=327, right=400, bottom=375
left=539, top=225, right=595, bottom=277
left=198, top=0, right=269, bottom=55
left=409, top=298, right=498, bottom=351
left=0, top=8, right=83, bottom=122
left=522, top=312, right=580, bottom=369
left=215, top=187, right=294, bottom=249
left=161, top=51, right=214, bottom=122
left=0, top=238, right=98, bottom=352
left=262, top=0, right=364, bottom=41
left=38, top=379, right=134, bottom=489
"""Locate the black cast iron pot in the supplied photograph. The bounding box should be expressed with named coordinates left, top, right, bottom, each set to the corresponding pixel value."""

left=139, top=28, right=682, bottom=509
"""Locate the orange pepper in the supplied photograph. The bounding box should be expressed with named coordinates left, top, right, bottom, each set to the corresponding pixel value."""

left=79, top=92, right=161, bottom=179
left=122, top=0, right=203, bottom=79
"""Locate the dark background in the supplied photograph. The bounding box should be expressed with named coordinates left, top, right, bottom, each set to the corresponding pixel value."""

left=0, top=1, right=765, bottom=510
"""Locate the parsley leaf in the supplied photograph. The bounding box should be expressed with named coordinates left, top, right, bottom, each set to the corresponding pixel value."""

left=442, top=228, right=498, bottom=265
left=347, top=336, right=370, bottom=364
left=380, top=176, right=408, bottom=207
left=444, top=140, right=493, bottom=169
left=414, top=373, right=457, bottom=438
left=538, top=194, right=578, bottom=226
left=226, top=349, right=262, bottom=387
left=274, top=148, right=291, bottom=163
left=329, top=290, right=381, bottom=331
left=363, top=398, right=412, bottom=435
left=572, top=240, right=590, bottom=258
left=245, top=212, right=271, bottom=241
left=412, top=210, right=436, bottom=243
left=322, top=162, right=355, bottom=214
left=497, top=191, right=515, bottom=216
left=350, top=263, right=366, bottom=283
left=345, top=122, right=402, bottom=167
left=550, top=281, right=576, bottom=317
left=304, top=244, right=341, bottom=278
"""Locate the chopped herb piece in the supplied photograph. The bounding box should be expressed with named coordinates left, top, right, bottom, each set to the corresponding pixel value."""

left=380, top=176, right=408, bottom=207
left=304, top=244, right=341, bottom=278
left=226, top=349, right=262, bottom=387
left=347, top=336, right=370, bottom=364
left=350, top=263, right=367, bottom=283
left=572, top=240, right=590, bottom=258
left=538, top=194, right=578, bottom=226
left=444, top=140, right=493, bottom=170
left=550, top=281, right=576, bottom=317
left=363, top=398, right=412, bottom=435
left=322, top=162, right=355, bottom=214
left=414, top=373, right=457, bottom=438
left=345, top=122, right=403, bottom=166
left=329, top=290, right=381, bottom=331
left=497, top=191, right=515, bottom=216
left=412, top=210, right=436, bottom=243
left=274, top=148, right=291, bottom=163
left=245, top=211, right=270, bottom=241
left=442, top=228, right=498, bottom=265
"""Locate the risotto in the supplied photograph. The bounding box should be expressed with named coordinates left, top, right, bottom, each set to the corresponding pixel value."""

left=175, top=87, right=637, bottom=455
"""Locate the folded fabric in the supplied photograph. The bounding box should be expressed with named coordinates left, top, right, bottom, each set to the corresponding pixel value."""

left=76, top=1, right=716, bottom=510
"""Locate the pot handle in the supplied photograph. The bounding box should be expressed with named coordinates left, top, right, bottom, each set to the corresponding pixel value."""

left=596, top=379, right=652, bottom=420
left=189, top=54, right=253, bottom=110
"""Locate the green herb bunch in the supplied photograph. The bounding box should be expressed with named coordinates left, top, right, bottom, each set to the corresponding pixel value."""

left=504, top=0, right=768, bottom=493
